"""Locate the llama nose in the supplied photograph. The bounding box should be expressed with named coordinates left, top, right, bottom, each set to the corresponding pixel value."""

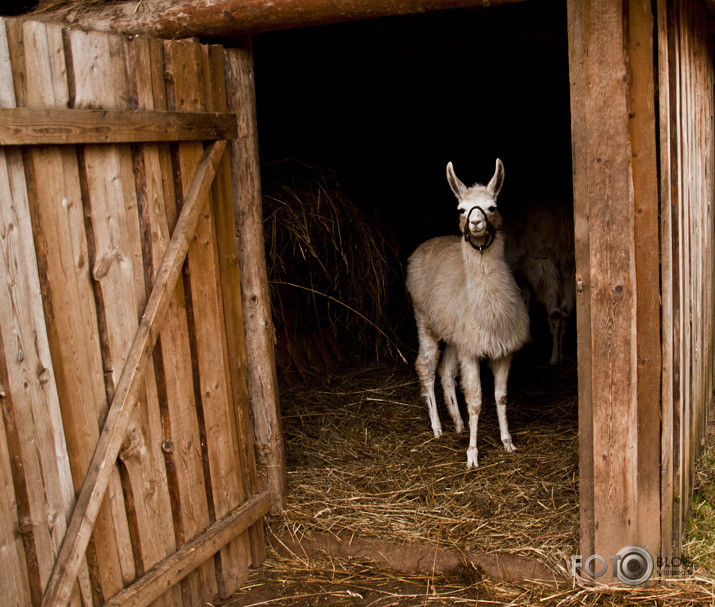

left=470, top=215, right=485, bottom=233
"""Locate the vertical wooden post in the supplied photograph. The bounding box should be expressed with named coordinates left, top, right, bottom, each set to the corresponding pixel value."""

left=224, top=39, right=287, bottom=511
left=567, top=0, right=661, bottom=577
left=566, top=0, right=595, bottom=563
left=628, top=0, right=662, bottom=563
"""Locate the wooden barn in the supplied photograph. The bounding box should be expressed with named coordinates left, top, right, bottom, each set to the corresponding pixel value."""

left=0, top=0, right=713, bottom=604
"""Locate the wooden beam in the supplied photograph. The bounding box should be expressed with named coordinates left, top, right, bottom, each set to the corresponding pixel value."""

left=224, top=42, right=288, bottom=511
left=47, top=0, right=527, bottom=39
left=40, top=139, right=227, bottom=607
left=102, top=491, right=272, bottom=607
left=0, top=108, right=237, bottom=145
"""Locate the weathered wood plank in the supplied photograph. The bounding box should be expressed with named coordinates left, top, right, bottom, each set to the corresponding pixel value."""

left=0, top=108, right=238, bottom=145
left=102, top=491, right=271, bottom=607
left=206, top=42, right=266, bottom=569
left=69, top=27, right=140, bottom=591
left=0, top=20, right=64, bottom=606
left=125, top=34, right=183, bottom=607
left=40, top=138, right=227, bottom=607
left=16, top=19, right=121, bottom=605
left=60, top=0, right=527, bottom=38
left=566, top=0, right=595, bottom=561
left=0, top=143, right=81, bottom=606
left=184, top=43, right=252, bottom=597
left=162, top=38, right=220, bottom=606
left=167, top=37, right=247, bottom=601
left=224, top=41, right=288, bottom=512
left=678, top=2, right=693, bottom=539
left=656, top=0, right=678, bottom=563
left=627, top=0, right=662, bottom=559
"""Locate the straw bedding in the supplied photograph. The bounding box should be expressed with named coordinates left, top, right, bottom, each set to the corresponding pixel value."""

left=225, top=356, right=715, bottom=606
left=273, top=357, right=579, bottom=559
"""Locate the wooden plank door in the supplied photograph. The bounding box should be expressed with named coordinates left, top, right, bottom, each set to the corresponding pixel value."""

left=0, top=18, right=277, bottom=607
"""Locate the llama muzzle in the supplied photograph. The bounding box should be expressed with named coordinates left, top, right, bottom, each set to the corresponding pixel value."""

left=463, top=206, right=495, bottom=251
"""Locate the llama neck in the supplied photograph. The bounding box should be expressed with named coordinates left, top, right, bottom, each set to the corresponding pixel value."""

left=462, top=231, right=506, bottom=281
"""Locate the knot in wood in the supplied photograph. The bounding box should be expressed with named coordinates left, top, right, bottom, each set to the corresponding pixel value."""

left=120, top=428, right=144, bottom=461
left=18, top=517, right=33, bottom=534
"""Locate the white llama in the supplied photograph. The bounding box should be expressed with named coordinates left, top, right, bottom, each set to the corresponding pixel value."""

left=406, top=159, right=530, bottom=469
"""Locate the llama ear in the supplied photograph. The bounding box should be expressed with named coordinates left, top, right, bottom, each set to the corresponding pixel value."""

left=446, top=162, right=467, bottom=200
left=487, top=158, right=505, bottom=197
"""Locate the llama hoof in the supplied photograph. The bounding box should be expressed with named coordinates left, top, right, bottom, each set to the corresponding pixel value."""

left=466, top=447, right=479, bottom=469
left=432, top=426, right=443, bottom=439
left=454, top=421, right=464, bottom=434
left=502, top=439, right=517, bottom=453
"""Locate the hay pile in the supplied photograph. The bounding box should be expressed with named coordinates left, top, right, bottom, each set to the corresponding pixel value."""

left=262, top=159, right=406, bottom=383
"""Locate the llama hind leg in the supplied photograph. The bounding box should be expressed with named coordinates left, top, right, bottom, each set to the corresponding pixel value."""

left=415, top=317, right=442, bottom=438
left=439, top=344, right=463, bottom=433
left=460, top=356, right=482, bottom=469
left=489, top=354, right=516, bottom=453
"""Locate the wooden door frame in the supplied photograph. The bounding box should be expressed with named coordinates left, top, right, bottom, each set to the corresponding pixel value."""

left=567, top=0, right=662, bottom=576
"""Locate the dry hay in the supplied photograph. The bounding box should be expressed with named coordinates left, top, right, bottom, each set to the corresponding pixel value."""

left=225, top=358, right=715, bottom=606
left=262, top=159, right=406, bottom=381
left=273, top=358, right=579, bottom=562
left=31, top=0, right=111, bottom=15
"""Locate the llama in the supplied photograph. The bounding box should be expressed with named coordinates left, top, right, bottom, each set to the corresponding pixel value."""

left=504, top=198, right=575, bottom=365
left=406, top=159, right=530, bottom=469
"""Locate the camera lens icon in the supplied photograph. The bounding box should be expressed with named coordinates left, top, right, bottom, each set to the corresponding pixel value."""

left=615, top=545, right=654, bottom=586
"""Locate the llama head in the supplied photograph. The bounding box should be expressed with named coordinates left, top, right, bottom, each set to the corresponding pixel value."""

left=446, top=159, right=504, bottom=248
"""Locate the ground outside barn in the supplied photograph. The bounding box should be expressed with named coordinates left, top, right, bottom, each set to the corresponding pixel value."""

left=217, top=351, right=715, bottom=606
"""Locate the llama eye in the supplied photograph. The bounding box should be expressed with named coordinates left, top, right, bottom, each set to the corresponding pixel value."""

left=488, top=206, right=496, bottom=213
left=458, top=208, right=466, bottom=215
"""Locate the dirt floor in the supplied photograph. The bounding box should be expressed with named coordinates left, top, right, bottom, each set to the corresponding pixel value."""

left=222, top=346, right=715, bottom=606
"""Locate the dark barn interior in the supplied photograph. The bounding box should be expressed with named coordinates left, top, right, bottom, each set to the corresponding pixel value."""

left=249, top=0, right=575, bottom=375
left=238, top=2, right=583, bottom=588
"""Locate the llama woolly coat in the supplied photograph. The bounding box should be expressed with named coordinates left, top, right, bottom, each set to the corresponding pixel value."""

left=406, top=233, right=530, bottom=361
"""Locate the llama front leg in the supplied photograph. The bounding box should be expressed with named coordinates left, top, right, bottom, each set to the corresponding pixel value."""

left=527, top=257, right=561, bottom=365
left=460, top=356, right=482, bottom=469
left=489, top=354, right=516, bottom=453
left=439, top=344, right=464, bottom=433
left=415, top=316, right=442, bottom=437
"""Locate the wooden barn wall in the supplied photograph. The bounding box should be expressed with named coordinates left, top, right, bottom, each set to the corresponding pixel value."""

left=658, top=0, right=715, bottom=560
left=0, top=18, right=272, bottom=607
left=570, top=0, right=715, bottom=569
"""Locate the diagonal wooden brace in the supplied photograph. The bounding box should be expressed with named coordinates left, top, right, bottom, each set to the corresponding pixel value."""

left=41, top=139, right=228, bottom=607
